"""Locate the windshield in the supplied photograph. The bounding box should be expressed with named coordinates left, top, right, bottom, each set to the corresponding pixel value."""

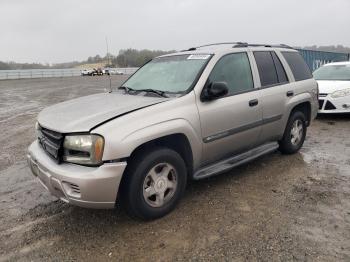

left=313, top=64, right=350, bottom=81
left=121, top=54, right=211, bottom=93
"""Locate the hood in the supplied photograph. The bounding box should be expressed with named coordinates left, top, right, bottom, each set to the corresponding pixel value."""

left=317, top=80, right=350, bottom=94
left=38, top=92, right=168, bottom=133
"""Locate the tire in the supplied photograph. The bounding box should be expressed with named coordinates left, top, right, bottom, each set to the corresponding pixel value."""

left=120, top=147, right=187, bottom=220
left=279, top=110, right=307, bottom=154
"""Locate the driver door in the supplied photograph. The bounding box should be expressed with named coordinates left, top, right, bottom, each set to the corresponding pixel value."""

left=196, top=52, right=263, bottom=165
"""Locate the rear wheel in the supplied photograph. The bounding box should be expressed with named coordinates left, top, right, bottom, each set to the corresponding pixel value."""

left=120, top=147, right=187, bottom=220
left=279, top=111, right=307, bottom=154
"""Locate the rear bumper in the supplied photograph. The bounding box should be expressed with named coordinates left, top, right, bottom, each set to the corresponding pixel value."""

left=27, top=141, right=127, bottom=209
left=318, top=95, right=350, bottom=113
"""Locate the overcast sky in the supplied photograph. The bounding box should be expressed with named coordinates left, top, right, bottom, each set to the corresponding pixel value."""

left=1, top=0, right=350, bottom=63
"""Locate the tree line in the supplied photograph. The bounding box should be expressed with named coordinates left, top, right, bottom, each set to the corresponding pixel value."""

left=111, top=49, right=175, bottom=67
left=0, top=49, right=174, bottom=70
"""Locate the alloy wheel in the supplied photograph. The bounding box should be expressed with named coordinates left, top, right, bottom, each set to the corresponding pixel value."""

left=142, top=163, right=178, bottom=208
left=290, top=119, right=303, bottom=145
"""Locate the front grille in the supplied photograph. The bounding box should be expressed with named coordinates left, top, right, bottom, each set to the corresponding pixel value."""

left=38, top=126, right=64, bottom=162
left=319, top=93, right=328, bottom=97
left=318, top=99, right=324, bottom=110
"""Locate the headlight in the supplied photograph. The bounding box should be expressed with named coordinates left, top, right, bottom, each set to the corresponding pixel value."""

left=63, top=134, right=104, bottom=165
left=331, top=88, right=350, bottom=98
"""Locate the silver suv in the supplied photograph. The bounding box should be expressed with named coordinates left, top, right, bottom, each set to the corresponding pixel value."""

left=27, top=43, right=318, bottom=220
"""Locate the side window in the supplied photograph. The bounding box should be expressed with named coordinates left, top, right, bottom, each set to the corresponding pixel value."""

left=271, top=52, right=288, bottom=83
left=281, top=51, right=312, bottom=81
left=253, top=51, right=278, bottom=87
left=208, top=52, right=254, bottom=95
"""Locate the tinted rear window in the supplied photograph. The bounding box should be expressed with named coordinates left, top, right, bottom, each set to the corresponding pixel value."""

left=271, top=52, right=288, bottom=83
left=254, top=51, right=278, bottom=87
left=282, top=52, right=312, bottom=81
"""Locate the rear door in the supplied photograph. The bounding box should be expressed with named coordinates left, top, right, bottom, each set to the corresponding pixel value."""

left=196, top=52, right=263, bottom=165
left=253, top=51, right=291, bottom=142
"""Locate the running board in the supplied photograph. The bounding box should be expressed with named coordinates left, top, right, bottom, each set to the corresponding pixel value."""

left=193, top=142, right=279, bottom=180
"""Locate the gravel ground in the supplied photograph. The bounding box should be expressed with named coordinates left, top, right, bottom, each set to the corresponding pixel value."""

left=0, top=76, right=349, bottom=261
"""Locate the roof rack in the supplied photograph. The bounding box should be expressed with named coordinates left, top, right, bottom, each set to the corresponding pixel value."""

left=182, top=42, right=294, bottom=51
left=197, top=42, right=248, bottom=48
left=233, top=43, right=294, bottom=49
left=182, top=42, right=246, bottom=51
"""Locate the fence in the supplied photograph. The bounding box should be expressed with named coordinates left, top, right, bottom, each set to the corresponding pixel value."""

left=297, top=49, right=350, bottom=72
left=0, top=68, right=138, bottom=80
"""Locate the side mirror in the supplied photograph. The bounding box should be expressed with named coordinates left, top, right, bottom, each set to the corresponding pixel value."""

left=202, top=82, right=229, bottom=101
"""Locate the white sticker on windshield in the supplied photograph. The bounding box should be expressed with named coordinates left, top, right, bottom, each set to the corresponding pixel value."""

left=187, top=54, right=211, bottom=60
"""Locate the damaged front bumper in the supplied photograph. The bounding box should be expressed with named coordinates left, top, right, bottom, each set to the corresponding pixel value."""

left=27, top=141, right=127, bottom=209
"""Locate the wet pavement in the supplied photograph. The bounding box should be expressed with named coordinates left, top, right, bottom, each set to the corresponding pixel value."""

left=0, top=76, right=349, bottom=261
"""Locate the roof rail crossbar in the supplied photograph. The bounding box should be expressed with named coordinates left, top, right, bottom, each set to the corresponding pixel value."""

left=180, top=47, right=197, bottom=51
left=181, top=42, right=247, bottom=52
left=196, top=42, right=247, bottom=48
left=233, top=43, right=294, bottom=49
left=278, top=44, right=294, bottom=49
left=233, top=42, right=249, bottom=48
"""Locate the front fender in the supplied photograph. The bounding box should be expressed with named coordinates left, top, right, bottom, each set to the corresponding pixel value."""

left=103, top=118, right=203, bottom=168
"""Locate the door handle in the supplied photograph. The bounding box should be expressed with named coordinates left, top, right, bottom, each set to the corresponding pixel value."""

left=249, top=99, right=259, bottom=107
left=286, top=91, right=294, bottom=97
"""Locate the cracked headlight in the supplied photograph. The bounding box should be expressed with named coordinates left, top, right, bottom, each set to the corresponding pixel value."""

left=331, top=88, right=350, bottom=98
left=63, top=134, right=104, bottom=165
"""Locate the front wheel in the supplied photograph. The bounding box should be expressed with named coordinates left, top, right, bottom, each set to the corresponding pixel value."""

left=279, top=111, right=307, bottom=154
left=120, top=147, right=187, bottom=220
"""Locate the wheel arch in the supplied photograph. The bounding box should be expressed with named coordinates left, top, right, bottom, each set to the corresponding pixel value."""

left=290, top=101, right=311, bottom=126
left=285, top=93, right=312, bottom=126
left=127, top=133, right=194, bottom=177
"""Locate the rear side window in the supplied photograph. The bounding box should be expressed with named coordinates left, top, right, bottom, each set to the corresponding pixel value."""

left=271, top=52, right=288, bottom=83
left=282, top=52, right=312, bottom=81
left=254, top=51, right=289, bottom=87
left=208, top=52, right=254, bottom=95
left=254, top=51, right=278, bottom=87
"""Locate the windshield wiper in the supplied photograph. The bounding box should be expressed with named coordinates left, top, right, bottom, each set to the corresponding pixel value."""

left=118, top=86, right=134, bottom=93
left=136, top=89, right=169, bottom=98
left=118, top=86, right=168, bottom=98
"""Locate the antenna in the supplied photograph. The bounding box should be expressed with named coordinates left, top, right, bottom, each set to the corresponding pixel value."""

left=105, top=36, right=112, bottom=93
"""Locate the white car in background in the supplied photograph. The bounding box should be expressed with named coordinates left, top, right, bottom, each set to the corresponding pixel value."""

left=109, top=69, right=124, bottom=75
left=81, top=69, right=92, bottom=76
left=313, top=61, right=350, bottom=113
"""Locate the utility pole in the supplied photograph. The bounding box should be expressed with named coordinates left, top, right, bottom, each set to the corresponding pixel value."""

left=106, top=36, right=112, bottom=92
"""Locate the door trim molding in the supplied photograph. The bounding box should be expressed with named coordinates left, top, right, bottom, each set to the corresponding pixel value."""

left=203, top=114, right=282, bottom=143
